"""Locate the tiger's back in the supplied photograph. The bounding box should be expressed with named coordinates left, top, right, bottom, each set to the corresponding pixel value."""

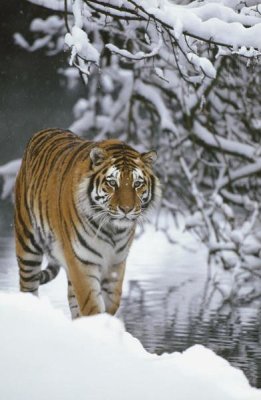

left=15, top=128, right=160, bottom=318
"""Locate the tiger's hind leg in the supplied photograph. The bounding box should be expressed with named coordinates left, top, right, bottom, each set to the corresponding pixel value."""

left=16, top=235, right=43, bottom=295
left=15, top=175, right=43, bottom=295
left=67, top=279, right=80, bottom=319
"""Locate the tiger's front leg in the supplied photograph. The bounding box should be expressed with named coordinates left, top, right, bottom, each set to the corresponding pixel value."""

left=66, top=259, right=106, bottom=317
left=67, top=280, right=81, bottom=319
left=102, top=261, right=126, bottom=315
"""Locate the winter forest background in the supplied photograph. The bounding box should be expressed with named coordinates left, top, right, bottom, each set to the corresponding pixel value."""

left=1, top=0, right=261, bottom=391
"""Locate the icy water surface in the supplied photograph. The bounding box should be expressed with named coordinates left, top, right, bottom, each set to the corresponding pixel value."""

left=1, top=201, right=261, bottom=388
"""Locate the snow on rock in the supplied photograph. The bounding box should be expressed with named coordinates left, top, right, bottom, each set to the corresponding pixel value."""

left=0, top=292, right=260, bottom=400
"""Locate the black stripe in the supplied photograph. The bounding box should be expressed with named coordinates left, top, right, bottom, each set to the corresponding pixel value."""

left=87, top=218, right=115, bottom=246
left=87, top=175, right=95, bottom=198
left=57, top=142, right=90, bottom=222
left=116, top=242, right=128, bottom=254
left=95, top=176, right=101, bottom=197
left=17, top=256, right=41, bottom=267
left=114, top=227, right=127, bottom=235
left=64, top=220, right=102, bottom=267
left=72, top=220, right=103, bottom=258
left=31, top=129, right=68, bottom=157
left=107, top=144, right=137, bottom=152
left=29, top=139, right=56, bottom=210
left=16, top=230, right=40, bottom=255
left=15, top=211, right=42, bottom=253
left=73, top=250, right=101, bottom=267
left=113, top=160, right=138, bottom=170
left=21, top=273, right=40, bottom=282
left=116, top=236, right=132, bottom=253
left=38, top=145, right=75, bottom=233
left=78, top=189, right=115, bottom=246
left=72, top=200, right=95, bottom=237
left=33, top=136, right=74, bottom=216
left=38, top=195, right=45, bottom=233
left=19, top=266, right=34, bottom=274
left=149, top=174, right=155, bottom=203
left=83, top=216, right=114, bottom=247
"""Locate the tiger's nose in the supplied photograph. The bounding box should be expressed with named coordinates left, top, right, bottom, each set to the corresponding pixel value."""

left=119, top=205, right=132, bottom=214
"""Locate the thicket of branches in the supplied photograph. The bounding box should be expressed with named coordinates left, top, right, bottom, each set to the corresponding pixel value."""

left=8, top=0, right=261, bottom=303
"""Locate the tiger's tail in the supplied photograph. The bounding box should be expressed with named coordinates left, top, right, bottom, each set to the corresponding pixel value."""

left=39, top=264, right=60, bottom=285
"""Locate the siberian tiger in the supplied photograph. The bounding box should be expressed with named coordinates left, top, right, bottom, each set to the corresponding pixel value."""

left=14, top=128, right=160, bottom=318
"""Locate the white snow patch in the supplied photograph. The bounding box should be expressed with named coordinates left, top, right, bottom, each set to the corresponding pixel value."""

left=187, top=53, right=216, bottom=78
left=0, top=292, right=260, bottom=400
left=65, top=26, right=100, bottom=64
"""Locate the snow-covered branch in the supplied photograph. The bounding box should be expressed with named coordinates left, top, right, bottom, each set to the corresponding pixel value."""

left=0, top=160, right=21, bottom=200
left=192, top=121, right=256, bottom=160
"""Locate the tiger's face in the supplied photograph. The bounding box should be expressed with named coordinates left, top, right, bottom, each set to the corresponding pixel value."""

left=86, top=144, right=160, bottom=227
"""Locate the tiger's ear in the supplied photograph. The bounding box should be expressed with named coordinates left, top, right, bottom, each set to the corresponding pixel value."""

left=90, top=147, right=107, bottom=167
left=141, top=151, right=157, bottom=165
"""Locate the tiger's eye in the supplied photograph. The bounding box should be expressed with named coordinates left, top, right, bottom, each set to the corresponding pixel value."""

left=108, top=179, right=117, bottom=188
left=134, top=181, right=143, bottom=188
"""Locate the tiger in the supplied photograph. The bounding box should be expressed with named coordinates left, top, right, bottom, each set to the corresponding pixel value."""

left=14, top=128, right=161, bottom=318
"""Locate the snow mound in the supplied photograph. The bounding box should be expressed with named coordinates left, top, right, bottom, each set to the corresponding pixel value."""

left=0, top=293, right=259, bottom=400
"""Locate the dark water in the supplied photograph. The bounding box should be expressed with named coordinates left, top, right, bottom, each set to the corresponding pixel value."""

left=0, top=0, right=261, bottom=389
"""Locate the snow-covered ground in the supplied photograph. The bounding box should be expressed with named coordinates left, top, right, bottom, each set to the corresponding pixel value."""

left=0, top=292, right=260, bottom=400
left=0, top=223, right=261, bottom=398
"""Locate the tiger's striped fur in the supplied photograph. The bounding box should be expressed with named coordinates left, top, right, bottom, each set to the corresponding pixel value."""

left=14, top=128, right=160, bottom=318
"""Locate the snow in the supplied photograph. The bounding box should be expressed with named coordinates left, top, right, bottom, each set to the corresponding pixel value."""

left=233, top=46, right=261, bottom=58
left=0, top=159, right=21, bottom=200
left=135, top=80, right=178, bottom=134
left=193, top=121, right=256, bottom=160
left=191, top=3, right=261, bottom=26
left=65, top=26, right=100, bottom=64
left=147, top=1, right=261, bottom=50
left=72, top=0, right=84, bottom=29
left=187, top=53, right=216, bottom=79
left=0, top=292, right=260, bottom=400
left=30, top=16, right=64, bottom=34
left=106, top=41, right=162, bottom=60
left=63, top=0, right=100, bottom=82
left=58, top=66, right=80, bottom=89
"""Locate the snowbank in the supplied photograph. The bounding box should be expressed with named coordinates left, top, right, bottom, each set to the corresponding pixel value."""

left=0, top=293, right=260, bottom=400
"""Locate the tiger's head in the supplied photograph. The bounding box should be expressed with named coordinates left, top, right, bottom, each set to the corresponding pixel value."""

left=81, top=141, right=161, bottom=227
